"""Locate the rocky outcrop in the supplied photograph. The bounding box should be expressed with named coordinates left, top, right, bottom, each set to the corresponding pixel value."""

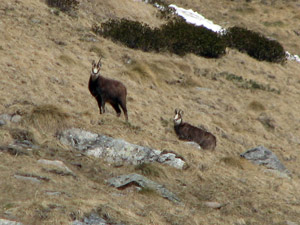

left=0, top=219, right=23, bottom=225
left=59, top=128, right=187, bottom=169
left=107, top=173, right=181, bottom=203
left=240, top=146, right=290, bottom=175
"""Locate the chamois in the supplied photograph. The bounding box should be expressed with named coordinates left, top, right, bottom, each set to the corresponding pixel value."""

left=173, top=109, right=216, bottom=150
left=88, top=58, right=128, bottom=121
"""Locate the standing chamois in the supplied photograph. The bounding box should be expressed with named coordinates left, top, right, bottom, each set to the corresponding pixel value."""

left=88, top=58, right=128, bottom=121
left=173, top=109, right=216, bottom=150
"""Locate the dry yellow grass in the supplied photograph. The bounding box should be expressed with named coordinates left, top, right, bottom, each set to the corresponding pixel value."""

left=0, top=0, right=300, bottom=224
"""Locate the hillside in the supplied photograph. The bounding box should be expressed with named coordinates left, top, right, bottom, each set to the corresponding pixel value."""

left=1, top=0, right=300, bottom=224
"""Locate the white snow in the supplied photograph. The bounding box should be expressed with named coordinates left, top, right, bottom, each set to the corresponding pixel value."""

left=137, top=1, right=300, bottom=63
left=169, top=4, right=223, bottom=33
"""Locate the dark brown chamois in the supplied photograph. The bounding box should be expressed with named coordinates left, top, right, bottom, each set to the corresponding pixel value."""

left=88, top=58, right=128, bottom=121
left=173, top=109, right=216, bottom=150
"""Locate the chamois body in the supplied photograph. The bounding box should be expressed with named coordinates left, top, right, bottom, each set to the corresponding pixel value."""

left=174, top=109, right=216, bottom=150
left=89, top=58, right=128, bottom=121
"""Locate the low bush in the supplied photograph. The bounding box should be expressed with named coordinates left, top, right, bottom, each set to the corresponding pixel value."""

left=224, top=26, right=286, bottom=63
left=45, top=0, right=79, bottom=13
left=93, top=18, right=226, bottom=58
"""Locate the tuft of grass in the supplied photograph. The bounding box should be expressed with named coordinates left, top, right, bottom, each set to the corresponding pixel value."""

left=218, top=72, right=280, bottom=94
left=21, top=105, right=71, bottom=138
left=220, top=157, right=244, bottom=169
left=160, top=117, right=170, bottom=128
left=248, top=101, right=266, bottom=111
left=263, top=21, right=284, bottom=27
left=59, top=55, right=75, bottom=65
left=123, top=121, right=142, bottom=132
left=257, top=113, right=275, bottom=131
left=134, top=163, right=162, bottom=177
left=9, top=128, right=35, bottom=143
left=89, top=45, right=104, bottom=57
left=234, top=6, right=256, bottom=14
left=138, top=187, right=158, bottom=196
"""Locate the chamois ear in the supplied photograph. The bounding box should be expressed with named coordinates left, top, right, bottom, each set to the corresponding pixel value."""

left=97, top=57, right=102, bottom=67
left=179, top=109, right=184, bottom=116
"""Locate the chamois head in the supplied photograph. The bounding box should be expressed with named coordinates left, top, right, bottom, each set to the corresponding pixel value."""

left=91, top=57, right=102, bottom=81
left=174, top=108, right=184, bottom=125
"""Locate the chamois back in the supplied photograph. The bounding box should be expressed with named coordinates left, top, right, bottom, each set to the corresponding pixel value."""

left=173, top=109, right=216, bottom=150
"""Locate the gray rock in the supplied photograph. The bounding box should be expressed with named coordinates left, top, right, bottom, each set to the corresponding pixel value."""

left=14, top=173, right=50, bottom=183
left=0, top=114, right=12, bottom=122
left=38, top=159, right=73, bottom=174
left=72, top=213, right=107, bottom=225
left=204, top=201, right=225, bottom=209
left=0, top=120, right=6, bottom=126
left=107, top=173, right=181, bottom=203
left=286, top=221, right=298, bottom=225
left=0, top=219, right=23, bottom=225
left=59, top=128, right=186, bottom=169
left=11, top=115, right=22, bottom=123
left=14, top=175, right=42, bottom=184
left=240, top=146, right=289, bottom=174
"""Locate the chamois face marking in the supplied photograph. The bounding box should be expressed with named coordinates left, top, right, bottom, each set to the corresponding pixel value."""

left=91, top=58, right=102, bottom=80
left=174, top=108, right=183, bottom=125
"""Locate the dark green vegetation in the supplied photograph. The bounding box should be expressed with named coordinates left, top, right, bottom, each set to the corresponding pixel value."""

left=93, top=18, right=287, bottom=63
left=93, top=18, right=226, bottom=58
left=224, top=26, right=286, bottom=63
left=45, top=0, right=79, bottom=13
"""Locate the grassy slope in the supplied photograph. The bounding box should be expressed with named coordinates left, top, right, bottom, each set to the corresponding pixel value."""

left=0, top=0, right=300, bottom=224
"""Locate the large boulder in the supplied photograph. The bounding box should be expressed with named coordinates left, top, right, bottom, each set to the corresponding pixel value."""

left=59, top=128, right=187, bottom=170
left=107, top=173, right=181, bottom=203
left=240, top=146, right=290, bottom=174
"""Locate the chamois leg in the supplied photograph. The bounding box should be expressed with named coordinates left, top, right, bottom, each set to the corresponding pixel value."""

left=111, top=102, right=121, bottom=117
left=119, top=99, right=128, bottom=121
left=96, top=97, right=103, bottom=114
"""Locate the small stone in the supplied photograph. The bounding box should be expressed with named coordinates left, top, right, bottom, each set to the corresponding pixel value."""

left=11, top=115, right=21, bottom=123
left=204, top=201, right=224, bottom=209
left=0, top=114, right=12, bottom=122
left=0, top=218, right=23, bottom=225
left=14, top=175, right=42, bottom=183
left=0, top=120, right=6, bottom=126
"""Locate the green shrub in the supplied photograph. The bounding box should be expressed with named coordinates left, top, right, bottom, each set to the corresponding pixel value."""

left=93, top=18, right=226, bottom=58
left=93, top=19, right=161, bottom=52
left=45, top=0, right=79, bottom=13
left=224, top=26, right=286, bottom=63
left=160, top=19, right=226, bottom=57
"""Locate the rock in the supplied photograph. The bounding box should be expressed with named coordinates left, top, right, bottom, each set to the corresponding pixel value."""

left=38, top=159, right=73, bottom=174
left=14, top=173, right=50, bottom=183
left=11, top=115, right=21, bottom=123
left=59, top=128, right=187, bottom=169
left=286, top=221, right=298, bottom=225
left=14, top=175, right=42, bottom=183
left=0, top=114, right=12, bottom=123
left=240, top=146, right=290, bottom=174
left=107, top=173, right=181, bottom=203
left=0, top=219, right=23, bottom=225
left=72, top=213, right=107, bottom=225
left=204, top=201, right=226, bottom=209
left=38, top=159, right=76, bottom=177
left=0, top=120, right=6, bottom=126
